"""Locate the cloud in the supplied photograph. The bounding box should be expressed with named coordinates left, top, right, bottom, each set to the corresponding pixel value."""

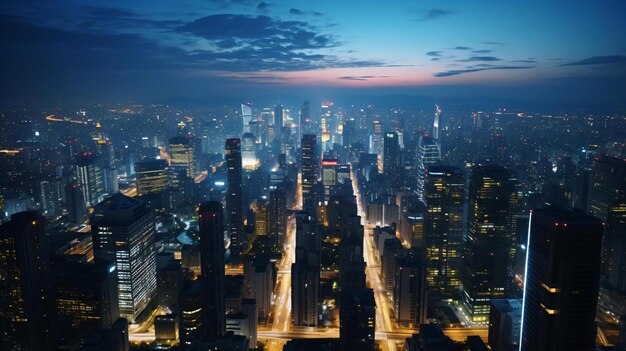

left=417, top=8, right=454, bottom=21
left=338, top=75, right=390, bottom=81
left=458, top=56, right=501, bottom=62
left=289, top=8, right=304, bottom=15
left=512, top=59, right=536, bottom=63
left=434, top=65, right=534, bottom=77
left=257, top=2, right=271, bottom=13
left=482, top=41, right=505, bottom=46
left=426, top=51, right=442, bottom=57
left=452, top=46, right=472, bottom=50
left=472, top=49, right=493, bottom=54
left=561, top=55, right=626, bottom=66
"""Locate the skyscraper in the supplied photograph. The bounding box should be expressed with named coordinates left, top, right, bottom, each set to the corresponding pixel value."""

left=40, top=178, right=60, bottom=216
left=301, top=134, right=318, bottom=216
left=274, top=104, right=283, bottom=139
left=299, top=100, right=313, bottom=137
left=198, top=201, right=226, bottom=339
left=241, top=102, right=253, bottom=134
left=339, top=288, right=376, bottom=351
left=416, top=134, right=441, bottom=201
left=394, top=250, right=428, bottom=326
left=225, top=138, right=243, bottom=256
left=268, top=188, right=286, bottom=247
left=74, top=150, right=105, bottom=206
left=424, top=166, right=464, bottom=297
left=90, top=193, right=157, bottom=323
left=135, top=159, right=170, bottom=196
left=0, top=211, right=51, bottom=351
left=241, top=132, right=258, bottom=170
left=383, top=131, right=402, bottom=190
left=292, top=212, right=320, bottom=327
left=65, top=182, right=87, bottom=224
left=169, top=135, right=195, bottom=177
left=463, top=165, right=517, bottom=323
left=520, top=207, right=603, bottom=351
left=321, top=159, right=338, bottom=201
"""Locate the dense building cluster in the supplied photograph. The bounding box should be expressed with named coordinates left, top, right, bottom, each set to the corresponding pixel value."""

left=0, top=101, right=624, bottom=351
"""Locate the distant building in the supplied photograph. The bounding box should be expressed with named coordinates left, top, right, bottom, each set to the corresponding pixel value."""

left=65, top=181, right=87, bottom=223
left=169, top=135, right=195, bottom=177
left=488, top=299, right=522, bottom=351
left=74, top=151, right=105, bottom=205
left=520, top=207, right=603, bottom=350
left=135, top=159, right=170, bottom=196
left=225, top=138, right=243, bottom=256
left=383, top=131, right=402, bottom=190
left=301, top=134, right=318, bottom=216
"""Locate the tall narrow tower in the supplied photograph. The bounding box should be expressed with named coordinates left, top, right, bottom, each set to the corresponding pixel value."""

left=225, top=138, right=243, bottom=256
left=433, top=104, right=442, bottom=140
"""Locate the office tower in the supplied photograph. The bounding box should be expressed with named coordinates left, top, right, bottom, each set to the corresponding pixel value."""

left=198, top=201, right=226, bottom=338
left=300, top=100, right=313, bottom=136
left=291, top=261, right=319, bottom=327
left=369, top=121, right=383, bottom=158
left=74, top=150, right=105, bottom=205
left=274, top=104, right=283, bottom=138
left=40, top=178, right=60, bottom=216
left=180, top=281, right=203, bottom=347
left=225, top=138, right=243, bottom=256
left=169, top=135, right=195, bottom=177
left=96, top=138, right=118, bottom=194
left=249, top=257, right=273, bottom=322
left=339, top=288, right=376, bottom=351
left=394, top=250, right=428, bottom=326
left=488, top=299, right=522, bottom=351
left=155, top=314, right=178, bottom=342
left=253, top=200, right=269, bottom=236
left=51, top=260, right=119, bottom=332
left=520, top=207, right=603, bottom=351
left=157, top=257, right=183, bottom=314
left=321, top=159, right=338, bottom=201
left=241, top=132, right=258, bottom=170
left=295, top=211, right=321, bottom=264
left=91, top=193, right=157, bottom=323
left=588, top=156, right=626, bottom=279
left=424, top=166, right=464, bottom=297
left=241, top=102, right=253, bottom=133
left=416, top=134, right=441, bottom=201
left=301, top=134, right=318, bottom=216
left=0, top=211, right=50, bottom=351
left=65, top=182, right=87, bottom=223
left=343, top=118, right=356, bottom=147
left=268, top=188, right=286, bottom=247
left=339, top=216, right=366, bottom=290
left=383, top=131, right=403, bottom=190
left=382, top=237, right=404, bottom=293
left=462, top=165, right=517, bottom=323
left=433, top=104, right=442, bottom=140
left=135, top=159, right=170, bottom=196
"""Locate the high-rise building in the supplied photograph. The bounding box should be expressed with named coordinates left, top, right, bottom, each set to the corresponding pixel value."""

left=0, top=211, right=51, bottom=351
left=416, top=134, right=441, bottom=201
left=241, top=103, right=253, bottom=133
left=321, top=159, right=338, bottom=201
left=369, top=121, right=383, bottom=158
left=462, top=165, right=517, bottom=323
left=588, top=156, right=626, bottom=280
left=339, top=288, right=376, bottom=351
left=74, top=150, right=105, bottom=206
left=268, top=188, right=286, bottom=247
left=180, top=281, right=202, bottom=347
left=225, top=138, right=243, bottom=256
left=274, top=104, right=283, bottom=139
left=169, top=136, right=195, bottom=177
left=135, top=159, right=170, bottom=196
left=488, top=299, right=522, bottom=351
left=520, top=207, right=603, bottom=351
left=433, top=104, right=442, bottom=140
left=90, top=193, right=157, bottom=323
left=301, top=134, right=318, bottom=216
left=424, top=166, right=464, bottom=297
left=198, top=201, right=226, bottom=339
left=300, top=100, right=313, bottom=136
left=65, top=182, right=87, bottom=223
left=253, top=200, right=269, bottom=236
left=40, top=178, right=60, bottom=216
left=383, top=131, right=403, bottom=190
left=394, top=250, right=428, bottom=326
left=241, top=132, right=258, bottom=170
left=291, top=261, right=319, bottom=327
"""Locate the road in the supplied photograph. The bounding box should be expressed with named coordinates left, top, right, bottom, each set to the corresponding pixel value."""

left=352, top=170, right=402, bottom=351
left=265, top=173, right=300, bottom=351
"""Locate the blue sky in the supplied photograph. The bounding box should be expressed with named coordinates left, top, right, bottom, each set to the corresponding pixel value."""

left=0, top=0, right=625, bottom=106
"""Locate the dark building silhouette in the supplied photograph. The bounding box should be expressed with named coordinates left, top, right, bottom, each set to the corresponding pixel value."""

left=520, top=207, right=603, bottom=351
left=301, top=134, right=318, bottom=216
left=0, top=211, right=51, bottom=351
left=383, top=131, right=402, bottom=190
left=340, top=288, right=376, bottom=351
left=225, top=138, right=243, bottom=256
left=65, top=181, right=87, bottom=224
left=462, top=165, right=517, bottom=323
left=198, top=201, right=226, bottom=339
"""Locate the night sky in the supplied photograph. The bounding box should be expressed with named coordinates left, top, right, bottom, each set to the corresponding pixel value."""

left=1, top=0, right=625, bottom=107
